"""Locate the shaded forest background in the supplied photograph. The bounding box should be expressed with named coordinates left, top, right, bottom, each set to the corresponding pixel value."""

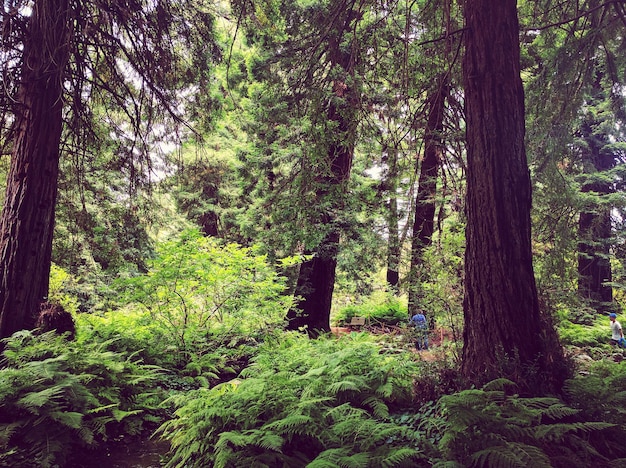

left=1, top=0, right=626, bottom=466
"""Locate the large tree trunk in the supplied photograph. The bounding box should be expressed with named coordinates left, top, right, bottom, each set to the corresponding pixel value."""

left=407, top=78, right=448, bottom=317
left=461, top=0, right=566, bottom=393
left=0, top=0, right=70, bottom=339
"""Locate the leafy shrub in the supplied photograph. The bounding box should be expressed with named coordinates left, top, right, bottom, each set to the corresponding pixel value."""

left=333, top=291, right=407, bottom=326
left=114, top=229, right=292, bottom=356
left=157, top=332, right=429, bottom=467
left=76, top=309, right=256, bottom=391
left=0, top=331, right=164, bottom=467
left=562, top=360, right=626, bottom=460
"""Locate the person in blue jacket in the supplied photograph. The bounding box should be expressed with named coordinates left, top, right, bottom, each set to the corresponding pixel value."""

left=410, top=312, right=429, bottom=350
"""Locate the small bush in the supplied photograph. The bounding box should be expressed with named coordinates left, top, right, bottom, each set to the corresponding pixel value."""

left=333, top=291, right=407, bottom=326
left=558, top=318, right=609, bottom=347
left=430, top=378, right=618, bottom=467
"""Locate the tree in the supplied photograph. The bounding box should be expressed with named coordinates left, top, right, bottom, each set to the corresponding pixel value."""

left=286, top=0, right=362, bottom=335
left=460, top=0, right=566, bottom=393
left=522, top=0, right=626, bottom=319
left=0, top=0, right=71, bottom=337
left=0, top=0, right=217, bottom=339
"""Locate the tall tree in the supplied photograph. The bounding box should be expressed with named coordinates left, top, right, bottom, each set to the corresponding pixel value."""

left=0, top=0, right=217, bottom=339
left=522, top=0, right=626, bottom=319
left=576, top=83, right=615, bottom=312
left=0, top=0, right=71, bottom=336
left=461, top=0, right=565, bottom=392
left=286, top=0, right=362, bottom=335
left=407, top=76, right=449, bottom=317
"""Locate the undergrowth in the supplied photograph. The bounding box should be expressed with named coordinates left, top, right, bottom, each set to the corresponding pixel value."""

left=157, top=332, right=431, bottom=467
left=0, top=330, right=164, bottom=467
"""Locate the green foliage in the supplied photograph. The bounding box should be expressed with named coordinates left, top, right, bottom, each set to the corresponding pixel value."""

left=333, top=291, right=407, bottom=326
left=114, top=229, right=292, bottom=355
left=558, top=318, right=608, bottom=347
left=430, top=379, right=616, bottom=468
left=157, top=332, right=428, bottom=467
left=0, top=331, right=163, bottom=467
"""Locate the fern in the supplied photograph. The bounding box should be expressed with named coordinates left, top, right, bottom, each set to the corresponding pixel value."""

left=471, top=442, right=552, bottom=468
left=0, top=330, right=165, bottom=467
left=158, top=332, right=426, bottom=467
left=432, top=380, right=617, bottom=467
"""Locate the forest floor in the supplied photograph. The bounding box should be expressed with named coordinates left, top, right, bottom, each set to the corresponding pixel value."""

left=331, top=325, right=456, bottom=362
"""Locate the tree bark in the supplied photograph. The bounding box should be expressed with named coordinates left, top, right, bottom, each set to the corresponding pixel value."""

left=407, top=77, right=448, bottom=317
left=0, top=0, right=70, bottom=339
left=461, top=0, right=566, bottom=393
left=386, top=147, right=400, bottom=290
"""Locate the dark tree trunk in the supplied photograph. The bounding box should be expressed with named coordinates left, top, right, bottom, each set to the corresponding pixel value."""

left=386, top=147, right=400, bottom=290
left=577, top=117, right=614, bottom=311
left=461, top=0, right=566, bottom=393
left=407, top=78, right=448, bottom=317
left=0, top=0, right=70, bottom=339
left=287, top=232, right=340, bottom=336
left=286, top=15, right=359, bottom=336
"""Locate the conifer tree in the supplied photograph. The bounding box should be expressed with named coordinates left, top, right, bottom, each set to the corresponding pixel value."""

left=460, top=0, right=566, bottom=393
left=0, top=0, right=217, bottom=338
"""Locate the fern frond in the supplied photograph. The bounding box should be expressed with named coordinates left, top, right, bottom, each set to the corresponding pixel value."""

left=376, top=447, right=420, bottom=467
left=47, top=411, right=83, bottom=429
left=471, top=442, right=551, bottom=468
left=263, top=414, right=313, bottom=435
left=482, top=379, right=517, bottom=392
left=362, top=396, right=389, bottom=419
left=375, top=381, right=393, bottom=398
left=327, top=376, right=368, bottom=394
left=534, top=422, right=615, bottom=441
left=308, top=448, right=350, bottom=467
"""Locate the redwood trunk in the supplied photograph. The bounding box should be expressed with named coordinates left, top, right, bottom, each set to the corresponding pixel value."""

left=461, top=0, right=565, bottom=392
left=386, top=147, right=400, bottom=290
left=0, top=0, right=70, bottom=339
left=407, top=78, right=448, bottom=317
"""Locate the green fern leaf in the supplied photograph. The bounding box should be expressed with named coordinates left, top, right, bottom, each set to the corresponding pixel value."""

left=263, top=414, right=313, bottom=434
left=534, top=422, right=615, bottom=441
left=17, top=385, right=66, bottom=409
left=471, top=442, right=551, bottom=468
left=482, top=379, right=517, bottom=392
left=328, top=377, right=367, bottom=394
left=47, top=411, right=83, bottom=428
left=378, top=447, right=420, bottom=467
left=362, top=396, right=389, bottom=419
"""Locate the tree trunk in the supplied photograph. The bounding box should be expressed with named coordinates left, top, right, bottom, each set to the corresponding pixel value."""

left=407, top=78, right=448, bottom=317
left=386, top=147, right=400, bottom=290
left=461, top=0, right=566, bottom=393
left=286, top=15, right=359, bottom=336
left=577, top=115, right=614, bottom=312
left=0, top=0, right=70, bottom=339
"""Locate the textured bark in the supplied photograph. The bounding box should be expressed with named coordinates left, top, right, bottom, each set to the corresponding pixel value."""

left=407, top=78, right=448, bottom=317
left=461, top=0, right=566, bottom=393
left=0, top=0, right=70, bottom=339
